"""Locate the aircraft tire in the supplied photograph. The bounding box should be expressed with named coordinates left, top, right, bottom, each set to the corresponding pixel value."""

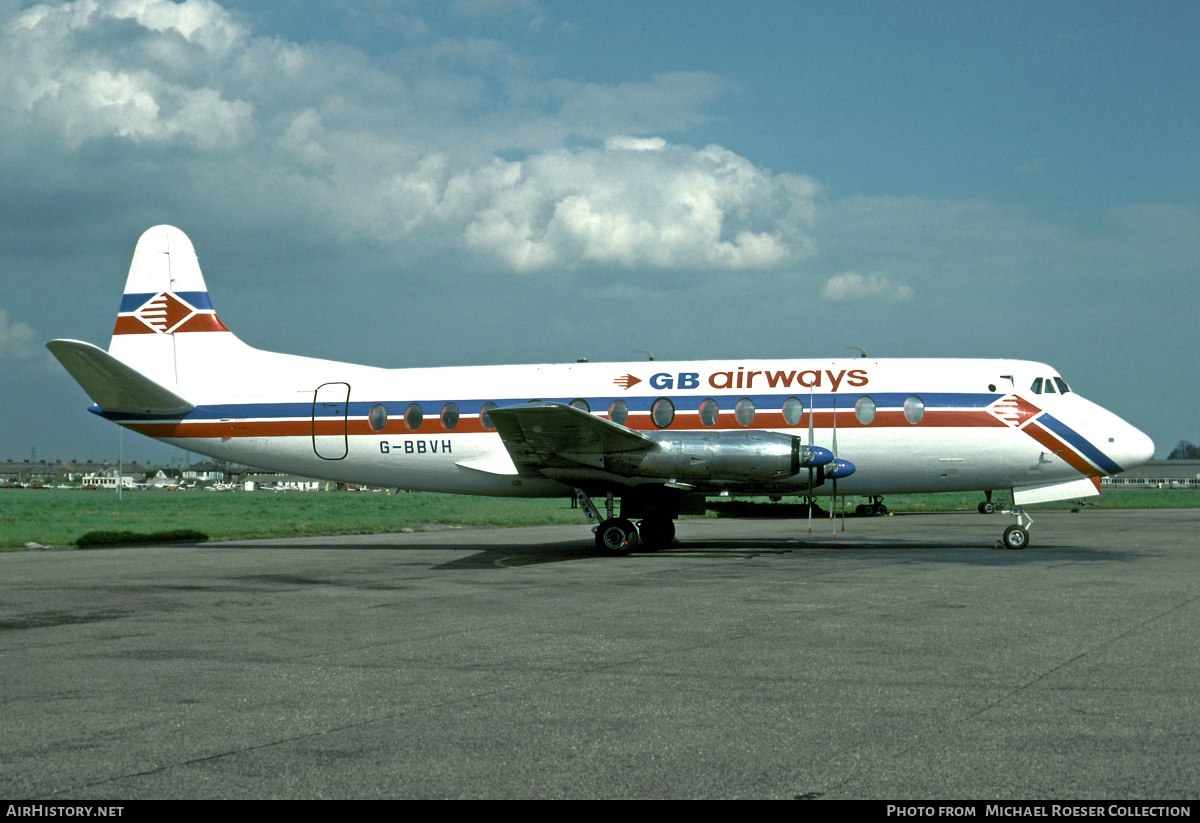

left=596, top=518, right=637, bottom=554
left=872, top=503, right=889, bottom=516
left=1002, top=525, right=1029, bottom=550
left=637, top=517, right=675, bottom=550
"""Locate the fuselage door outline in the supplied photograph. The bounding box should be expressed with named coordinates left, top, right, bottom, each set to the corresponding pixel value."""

left=313, top=382, right=350, bottom=460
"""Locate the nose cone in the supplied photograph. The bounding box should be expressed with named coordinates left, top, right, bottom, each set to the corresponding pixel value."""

left=1070, top=395, right=1154, bottom=474
left=1114, top=424, right=1155, bottom=472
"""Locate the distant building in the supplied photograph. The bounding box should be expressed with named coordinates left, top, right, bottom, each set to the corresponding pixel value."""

left=0, top=459, right=143, bottom=485
left=82, top=466, right=143, bottom=489
left=147, top=468, right=186, bottom=488
left=243, top=472, right=326, bottom=491
left=184, top=461, right=225, bottom=482
left=1102, top=459, right=1200, bottom=489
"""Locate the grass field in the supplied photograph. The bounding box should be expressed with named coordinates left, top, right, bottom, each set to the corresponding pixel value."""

left=2, top=487, right=1197, bottom=550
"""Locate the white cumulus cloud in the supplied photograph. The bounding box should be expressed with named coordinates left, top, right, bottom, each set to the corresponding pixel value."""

left=0, top=310, right=36, bottom=359
left=0, top=1, right=822, bottom=276
left=2, top=0, right=255, bottom=149
left=459, top=141, right=819, bottom=271
left=821, top=271, right=913, bottom=302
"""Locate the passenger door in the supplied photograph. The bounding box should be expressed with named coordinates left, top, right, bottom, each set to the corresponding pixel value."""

left=313, top=382, right=350, bottom=460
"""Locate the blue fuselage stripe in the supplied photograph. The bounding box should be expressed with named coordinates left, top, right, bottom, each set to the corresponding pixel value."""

left=1037, top=413, right=1123, bottom=474
left=94, top=393, right=1005, bottom=422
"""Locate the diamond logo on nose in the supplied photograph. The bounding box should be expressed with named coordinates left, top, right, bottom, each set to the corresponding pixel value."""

left=989, top=395, right=1041, bottom=428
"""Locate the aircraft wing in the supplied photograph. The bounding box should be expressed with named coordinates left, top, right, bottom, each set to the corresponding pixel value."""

left=47, top=339, right=195, bottom=415
left=486, top=402, right=655, bottom=476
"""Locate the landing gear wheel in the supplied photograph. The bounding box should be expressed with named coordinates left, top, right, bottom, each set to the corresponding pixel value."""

left=596, top=518, right=637, bottom=554
left=1002, top=525, right=1029, bottom=550
left=637, top=517, right=675, bottom=550
left=979, top=501, right=996, bottom=514
left=871, top=503, right=889, bottom=516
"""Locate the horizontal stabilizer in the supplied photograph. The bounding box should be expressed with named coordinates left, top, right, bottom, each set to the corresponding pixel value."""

left=47, top=339, right=195, bottom=415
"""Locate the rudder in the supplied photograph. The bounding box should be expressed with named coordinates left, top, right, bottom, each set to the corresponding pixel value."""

left=107, top=225, right=243, bottom=387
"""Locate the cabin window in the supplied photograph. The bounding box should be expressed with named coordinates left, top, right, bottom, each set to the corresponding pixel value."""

left=608, top=399, right=628, bottom=425
left=903, top=395, right=925, bottom=425
left=570, top=398, right=590, bottom=413
left=440, top=403, right=459, bottom=430
left=782, top=396, right=803, bottom=426
left=368, top=404, right=388, bottom=433
left=699, top=398, right=719, bottom=427
left=404, top=403, right=423, bottom=431
left=855, top=396, right=876, bottom=425
left=651, top=397, right=675, bottom=428
left=735, top=398, right=755, bottom=427
left=480, top=402, right=498, bottom=430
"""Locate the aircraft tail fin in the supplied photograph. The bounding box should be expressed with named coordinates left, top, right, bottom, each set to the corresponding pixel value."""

left=106, top=225, right=249, bottom=387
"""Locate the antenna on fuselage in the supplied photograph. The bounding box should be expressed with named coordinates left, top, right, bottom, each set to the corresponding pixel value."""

left=831, top=396, right=839, bottom=539
left=846, top=346, right=868, bottom=358
left=635, top=350, right=655, bottom=361
left=808, top=385, right=815, bottom=535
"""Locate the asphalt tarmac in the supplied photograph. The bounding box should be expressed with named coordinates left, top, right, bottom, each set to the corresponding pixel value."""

left=2, top=509, right=1198, bottom=800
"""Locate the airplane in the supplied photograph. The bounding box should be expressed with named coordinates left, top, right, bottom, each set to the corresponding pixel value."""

left=48, top=225, right=1155, bottom=553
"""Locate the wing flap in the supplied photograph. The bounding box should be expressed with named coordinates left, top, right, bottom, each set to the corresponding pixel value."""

left=454, top=453, right=520, bottom=476
left=47, top=339, right=195, bottom=415
left=1012, top=476, right=1101, bottom=506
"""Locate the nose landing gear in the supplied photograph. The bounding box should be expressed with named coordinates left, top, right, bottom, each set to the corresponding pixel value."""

left=996, top=505, right=1031, bottom=550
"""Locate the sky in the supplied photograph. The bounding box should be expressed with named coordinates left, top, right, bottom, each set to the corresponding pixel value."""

left=1, top=0, right=1197, bottom=465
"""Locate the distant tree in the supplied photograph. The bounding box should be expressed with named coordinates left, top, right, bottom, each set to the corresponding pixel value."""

left=1168, top=440, right=1200, bottom=459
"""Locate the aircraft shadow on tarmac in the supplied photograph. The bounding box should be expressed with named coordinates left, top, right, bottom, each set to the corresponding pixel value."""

left=205, top=531, right=1138, bottom=571
left=427, top=536, right=1136, bottom=570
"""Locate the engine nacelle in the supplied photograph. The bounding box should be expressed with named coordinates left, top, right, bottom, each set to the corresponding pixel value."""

left=604, top=430, right=829, bottom=483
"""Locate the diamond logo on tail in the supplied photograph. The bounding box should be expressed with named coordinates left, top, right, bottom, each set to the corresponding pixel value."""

left=134, top=292, right=195, bottom=333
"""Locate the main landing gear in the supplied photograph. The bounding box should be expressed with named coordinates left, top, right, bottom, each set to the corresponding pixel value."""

left=978, top=489, right=1003, bottom=514
left=596, top=517, right=638, bottom=553
left=854, top=495, right=889, bottom=516
left=575, top=489, right=678, bottom=554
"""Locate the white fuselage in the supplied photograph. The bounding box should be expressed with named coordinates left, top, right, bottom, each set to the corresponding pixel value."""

left=107, top=349, right=1151, bottom=500
left=56, top=226, right=1153, bottom=508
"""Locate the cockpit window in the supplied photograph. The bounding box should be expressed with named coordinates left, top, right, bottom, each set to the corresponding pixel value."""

left=1030, top=376, right=1071, bottom=396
